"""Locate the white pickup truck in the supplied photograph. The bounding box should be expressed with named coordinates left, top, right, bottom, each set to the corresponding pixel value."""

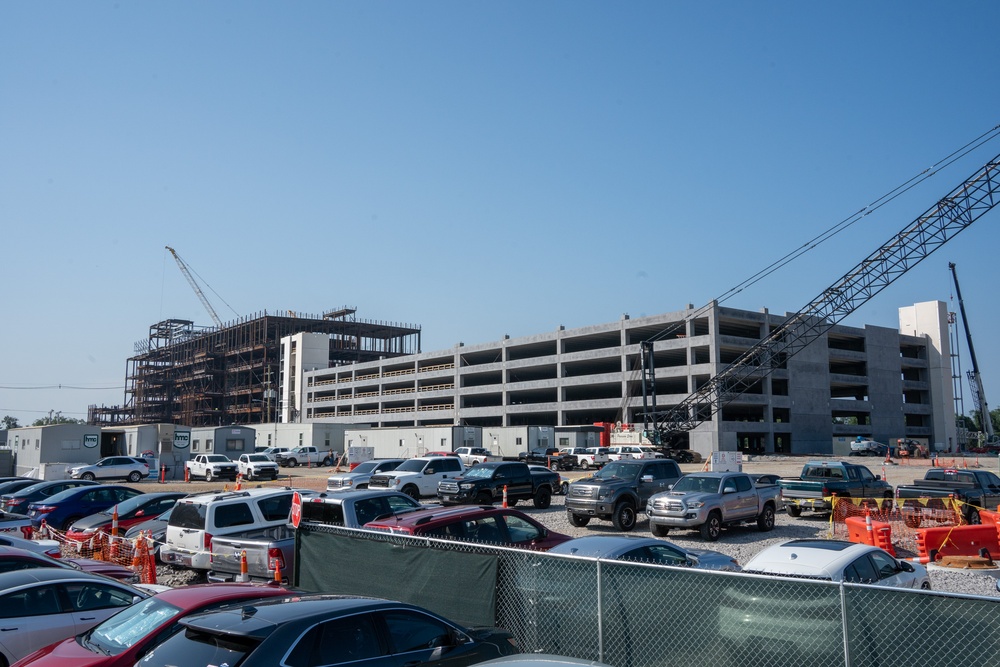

left=276, top=446, right=336, bottom=468
left=185, top=454, right=239, bottom=482
left=453, top=447, right=498, bottom=466
left=368, top=456, right=466, bottom=499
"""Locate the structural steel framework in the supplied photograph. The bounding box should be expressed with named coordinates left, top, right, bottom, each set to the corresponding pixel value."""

left=89, top=308, right=421, bottom=427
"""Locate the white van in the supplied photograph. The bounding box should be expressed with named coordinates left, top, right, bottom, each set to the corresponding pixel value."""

left=160, top=487, right=305, bottom=570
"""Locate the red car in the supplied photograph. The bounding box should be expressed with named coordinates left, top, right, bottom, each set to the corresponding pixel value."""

left=63, top=492, right=185, bottom=543
left=363, top=505, right=572, bottom=551
left=13, top=582, right=292, bottom=667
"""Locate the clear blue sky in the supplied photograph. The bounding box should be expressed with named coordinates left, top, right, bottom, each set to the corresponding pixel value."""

left=3, top=2, right=999, bottom=426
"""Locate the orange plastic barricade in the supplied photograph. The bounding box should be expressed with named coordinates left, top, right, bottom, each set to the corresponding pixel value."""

left=915, top=524, right=1000, bottom=564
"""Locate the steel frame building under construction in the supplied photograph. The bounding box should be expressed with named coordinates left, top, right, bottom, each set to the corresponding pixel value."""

left=89, top=308, right=421, bottom=427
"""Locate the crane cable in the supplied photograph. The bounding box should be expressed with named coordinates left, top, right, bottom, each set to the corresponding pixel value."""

left=617, top=123, right=1000, bottom=422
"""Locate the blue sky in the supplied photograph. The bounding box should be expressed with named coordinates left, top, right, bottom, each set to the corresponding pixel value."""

left=2, top=2, right=999, bottom=426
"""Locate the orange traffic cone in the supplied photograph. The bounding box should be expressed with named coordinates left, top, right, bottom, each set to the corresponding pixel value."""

left=239, top=550, right=249, bottom=583
left=234, top=474, right=243, bottom=491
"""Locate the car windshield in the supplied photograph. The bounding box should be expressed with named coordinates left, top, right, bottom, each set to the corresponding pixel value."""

left=594, top=462, right=641, bottom=480
left=352, top=461, right=380, bottom=474
left=394, top=459, right=428, bottom=473
left=670, top=476, right=722, bottom=494
left=85, top=595, right=183, bottom=655
left=463, top=467, right=495, bottom=479
left=246, top=455, right=270, bottom=462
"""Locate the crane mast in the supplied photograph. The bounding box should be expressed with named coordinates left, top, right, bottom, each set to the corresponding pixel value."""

left=165, top=245, right=224, bottom=328
left=948, top=262, right=995, bottom=440
left=645, top=152, right=1000, bottom=443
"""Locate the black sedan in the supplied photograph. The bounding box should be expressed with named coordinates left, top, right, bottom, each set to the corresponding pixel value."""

left=136, top=595, right=517, bottom=667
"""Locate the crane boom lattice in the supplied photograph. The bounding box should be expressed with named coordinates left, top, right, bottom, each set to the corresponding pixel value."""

left=165, top=245, right=224, bottom=327
left=649, top=153, right=1000, bottom=439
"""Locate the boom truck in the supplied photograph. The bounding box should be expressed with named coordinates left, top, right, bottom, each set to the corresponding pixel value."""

left=637, top=150, right=1000, bottom=449
left=949, top=262, right=997, bottom=448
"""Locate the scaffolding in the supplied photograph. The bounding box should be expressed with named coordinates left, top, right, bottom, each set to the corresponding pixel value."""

left=89, top=308, right=421, bottom=427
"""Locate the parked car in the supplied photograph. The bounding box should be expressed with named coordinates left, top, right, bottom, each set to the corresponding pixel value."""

left=258, top=446, right=290, bottom=462
left=161, top=487, right=304, bottom=571
left=364, top=505, right=572, bottom=551
left=741, top=539, right=930, bottom=589
left=236, top=453, right=280, bottom=481
left=436, top=461, right=559, bottom=508
left=528, top=464, right=569, bottom=495
left=565, top=459, right=682, bottom=531
left=0, top=479, right=45, bottom=499
left=64, top=492, right=185, bottom=542
left=778, top=460, right=893, bottom=518
left=133, top=595, right=517, bottom=667
left=26, top=485, right=144, bottom=532
left=368, top=455, right=466, bottom=499
left=895, top=467, right=1000, bottom=525
left=14, top=583, right=293, bottom=667
left=574, top=447, right=611, bottom=470
left=0, top=544, right=139, bottom=581
left=208, top=489, right=427, bottom=584
left=326, top=458, right=406, bottom=490
left=123, top=505, right=174, bottom=562
left=0, top=533, right=61, bottom=559
left=476, top=656, right=612, bottom=667
left=645, top=471, right=780, bottom=541
left=548, top=535, right=741, bottom=571
left=0, top=480, right=99, bottom=514
left=0, top=568, right=147, bottom=665
left=184, top=454, right=238, bottom=482
left=68, top=457, right=150, bottom=482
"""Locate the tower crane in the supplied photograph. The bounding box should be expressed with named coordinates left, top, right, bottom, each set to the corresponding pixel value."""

left=165, top=245, right=224, bottom=328
left=948, top=262, right=995, bottom=442
left=643, top=151, right=1000, bottom=446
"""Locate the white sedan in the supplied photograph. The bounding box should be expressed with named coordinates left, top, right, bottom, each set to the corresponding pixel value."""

left=741, top=539, right=930, bottom=589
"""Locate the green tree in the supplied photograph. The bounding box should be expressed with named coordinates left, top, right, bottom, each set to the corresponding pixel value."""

left=1, top=415, right=19, bottom=429
left=31, top=412, right=83, bottom=426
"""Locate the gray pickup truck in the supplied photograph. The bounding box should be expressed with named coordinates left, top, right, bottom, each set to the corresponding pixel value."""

left=207, top=489, right=428, bottom=584
left=565, top=459, right=682, bottom=532
left=646, top=471, right=780, bottom=541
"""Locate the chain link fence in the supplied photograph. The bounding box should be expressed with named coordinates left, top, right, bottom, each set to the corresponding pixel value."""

left=296, top=523, right=1000, bottom=667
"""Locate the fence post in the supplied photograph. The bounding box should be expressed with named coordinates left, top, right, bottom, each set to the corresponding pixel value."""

left=596, top=558, right=604, bottom=663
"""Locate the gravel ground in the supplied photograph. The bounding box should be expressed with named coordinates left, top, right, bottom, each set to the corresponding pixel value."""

left=148, top=454, right=1000, bottom=597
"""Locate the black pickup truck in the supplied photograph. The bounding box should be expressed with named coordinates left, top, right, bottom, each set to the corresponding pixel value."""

left=895, top=468, right=1000, bottom=525
left=437, top=461, right=560, bottom=509
left=517, top=447, right=576, bottom=471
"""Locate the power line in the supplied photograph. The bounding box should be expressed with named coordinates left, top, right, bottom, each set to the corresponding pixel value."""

left=0, top=384, right=124, bottom=390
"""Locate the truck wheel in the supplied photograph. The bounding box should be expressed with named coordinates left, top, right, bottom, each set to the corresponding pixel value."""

left=612, top=502, right=637, bottom=532
left=533, top=487, right=552, bottom=510
left=476, top=492, right=493, bottom=505
left=568, top=512, right=590, bottom=527
left=287, top=459, right=298, bottom=468
left=785, top=504, right=802, bottom=518
left=967, top=508, right=982, bottom=525
left=580, top=460, right=591, bottom=470
left=560, top=481, right=569, bottom=495
left=757, top=504, right=775, bottom=532
left=322, top=457, right=332, bottom=466
left=127, top=471, right=142, bottom=483
left=402, top=485, right=420, bottom=500
left=651, top=524, right=670, bottom=537
left=205, top=470, right=214, bottom=482
left=699, top=511, right=722, bottom=541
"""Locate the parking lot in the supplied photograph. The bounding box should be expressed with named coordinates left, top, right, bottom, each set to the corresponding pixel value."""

left=137, top=453, right=1000, bottom=596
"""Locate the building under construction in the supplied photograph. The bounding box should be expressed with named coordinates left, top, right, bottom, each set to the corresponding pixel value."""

left=89, top=308, right=421, bottom=427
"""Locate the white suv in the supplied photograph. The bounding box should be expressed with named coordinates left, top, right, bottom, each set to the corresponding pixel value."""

left=160, top=488, right=303, bottom=570
left=69, top=456, right=150, bottom=482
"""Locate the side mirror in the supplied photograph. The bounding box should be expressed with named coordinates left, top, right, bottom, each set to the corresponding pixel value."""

left=134, top=510, right=145, bottom=517
left=723, top=485, right=737, bottom=494
left=899, top=561, right=915, bottom=573
left=425, top=468, right=435, bottom=475
left=640, top=475, right=654, bottom=483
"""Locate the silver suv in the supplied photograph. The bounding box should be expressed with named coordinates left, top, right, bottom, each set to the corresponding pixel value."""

left=69, top=456, right=150, bottom=482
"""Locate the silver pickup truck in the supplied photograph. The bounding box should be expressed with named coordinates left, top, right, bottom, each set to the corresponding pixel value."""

left=207, top=489, right=429, bottom=584
left=646, top=471, right=780, bottom=541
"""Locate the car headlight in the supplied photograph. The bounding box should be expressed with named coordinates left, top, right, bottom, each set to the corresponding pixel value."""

left=392, top=478, right=401, bottom=486
left=597, top=488, right=613, bottom=499
left=687, top=501, right=705, bottom=509
left=459, top=483, right=475, bottom=490
left=343, top=479, right=354, bottom=487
